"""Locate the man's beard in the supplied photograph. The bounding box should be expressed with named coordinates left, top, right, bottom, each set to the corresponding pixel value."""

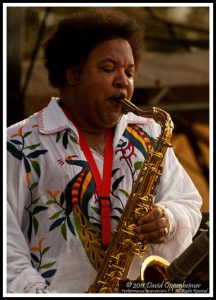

left=100, top=110, right=122, bottom=127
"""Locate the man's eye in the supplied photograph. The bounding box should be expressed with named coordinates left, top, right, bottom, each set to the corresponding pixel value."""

left=101, top=67, right=113, bottom=72
left=126, top=72, right=135, bottom=79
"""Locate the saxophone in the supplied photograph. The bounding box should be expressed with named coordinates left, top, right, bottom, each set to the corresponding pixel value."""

left=87, top=98, right=174, bottom=293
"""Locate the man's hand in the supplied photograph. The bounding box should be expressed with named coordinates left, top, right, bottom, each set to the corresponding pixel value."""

left=135, top=204, right=170, bottom=244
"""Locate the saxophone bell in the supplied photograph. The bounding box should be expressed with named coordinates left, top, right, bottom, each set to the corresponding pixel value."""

left=140, top=255, right=170, bottom=282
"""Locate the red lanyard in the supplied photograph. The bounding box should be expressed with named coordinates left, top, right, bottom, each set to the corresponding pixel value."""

left=61, top=105, right=113, bottom=247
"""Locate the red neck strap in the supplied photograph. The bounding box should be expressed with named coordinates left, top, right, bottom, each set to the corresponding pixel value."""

left=61, top=105, right=113, bottom=247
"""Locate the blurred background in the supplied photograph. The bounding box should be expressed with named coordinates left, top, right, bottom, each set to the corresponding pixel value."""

left=7, top=6, right=210, bottom=214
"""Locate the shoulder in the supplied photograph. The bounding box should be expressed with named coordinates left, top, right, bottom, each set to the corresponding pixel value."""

left=122, top=112, right=161, bottom=138
left=7, top=113, right=39, bottom=140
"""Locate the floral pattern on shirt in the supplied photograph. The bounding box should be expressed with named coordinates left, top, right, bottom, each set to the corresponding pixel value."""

left=7, top=122, right=155, bottom=275
left=7, top=125, right=48, bottom=242
left=7, top=99, right=202, bottom=292
left=31, top=237, right=57, bottom=282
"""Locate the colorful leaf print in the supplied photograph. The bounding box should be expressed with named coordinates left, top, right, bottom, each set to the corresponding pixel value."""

left=10, top=139, right=23, bottom=145
left=24, top=143, right=41, bottom=150
left=30, top=160, right=41, bottom=177
left=134, top=160, right=143, bottom=171
left=109, top=168, right=125, bottom=208
left=7, top=127, right=48, bottom=179
left=31, top=253, right=40, bottom=263
left=23, top=131, right=32, bottom=138
left=32, top=216, right=39, bottom=235
left=63, top=131, right=69, bottom=149
left=112, top=175, right=125, bottom=191
left=66, top=217, right=75, bottom=235
left=61, top=222, right=67, bottom=240
left=112, top=168, right=120, bottom=177
left=31, top=238, right=57, bottom=280
left=23, top=157, right=31, bottom=173
left=32, top=206, right=48, bottom=215
left=7, top=142, right=23, bottom=160
left=41, top=269, right=57, bottom=279
left=56, top=132, right=61, bottom=143
left=26, top=150, right=48, bottom=159
left=40, top=261, right=56, bottom=269
left=41, top=246, right=51, bottom=255
left=8, top=126, right=49, bottom=242
left=118, top=188, right=129, bottom=198
left=56, top=129, right=78, bottom=149
left=46, top=190, right=75, bottom=239
left=49, top=217, right=65, bottom=231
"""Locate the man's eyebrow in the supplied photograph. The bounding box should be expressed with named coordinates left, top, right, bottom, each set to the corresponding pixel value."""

left=99, top=59, right=117, bottom=64
left=99, top=59, right=135, bottom=68
left=128, top=64, right=135, bottom=69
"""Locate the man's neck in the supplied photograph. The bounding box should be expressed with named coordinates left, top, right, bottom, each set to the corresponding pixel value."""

left=60, top=99, right=107, bottom=154
left=82, top=131, right=106, bottom=156
left=59, top=97, right=107, bottom=136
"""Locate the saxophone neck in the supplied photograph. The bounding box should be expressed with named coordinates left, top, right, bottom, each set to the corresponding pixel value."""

left=120, top=98, right=153, bottom=117
left=120, top=98, right=174, bottom=132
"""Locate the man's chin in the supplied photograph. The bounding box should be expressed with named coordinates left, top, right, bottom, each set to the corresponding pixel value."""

left=103, top=113, right=122, bottom=127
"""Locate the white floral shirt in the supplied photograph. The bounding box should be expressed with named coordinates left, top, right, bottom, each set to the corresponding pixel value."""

left=7, top=98, right=202, bottom=293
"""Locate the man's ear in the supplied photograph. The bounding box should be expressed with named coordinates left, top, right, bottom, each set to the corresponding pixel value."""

left=66, top=66, right=78, bottom=85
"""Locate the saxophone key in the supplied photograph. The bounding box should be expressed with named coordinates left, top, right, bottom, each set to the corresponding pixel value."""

left=121, top=226, right=136, bottom=236
left=111, top=264, right=125, bottom=271
left=120, top=238, right=133, bottom=249
left=148, top=150, right=163, bottom=159
left=111, top=253, right=124, bottom=261
left=131, top=243, right=148, bottom=257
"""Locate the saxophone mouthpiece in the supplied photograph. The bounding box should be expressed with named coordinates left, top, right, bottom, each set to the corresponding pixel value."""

left=109, top=93, right=145, bottom=115
left=108, top=93, right=129, bottom=114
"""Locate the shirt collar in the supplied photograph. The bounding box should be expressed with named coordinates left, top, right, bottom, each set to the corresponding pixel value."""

left=37, top=97, right=79, bottom=137
left=38, top=97, right=152, bottom=147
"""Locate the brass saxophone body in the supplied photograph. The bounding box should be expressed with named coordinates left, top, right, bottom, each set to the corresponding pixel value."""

left=87, top=98, right=174, bottom=293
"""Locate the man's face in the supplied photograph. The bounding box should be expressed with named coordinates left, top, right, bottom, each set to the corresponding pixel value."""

left=68, top=38, right=135, bottom=131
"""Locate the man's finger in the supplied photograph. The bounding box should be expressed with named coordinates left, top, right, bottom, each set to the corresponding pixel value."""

left=137, top=206, right=165, bottom=225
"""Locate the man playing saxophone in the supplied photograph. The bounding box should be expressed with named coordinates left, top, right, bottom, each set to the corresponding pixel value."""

left=7, top=8, right=202, bottom=293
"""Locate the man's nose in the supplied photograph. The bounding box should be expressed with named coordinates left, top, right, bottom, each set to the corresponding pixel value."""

left=113, top=72, right=128, bottom=89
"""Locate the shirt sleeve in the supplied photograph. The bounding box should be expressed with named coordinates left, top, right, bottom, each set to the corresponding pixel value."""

left=149, top=146, right=203, bottom=262
left=7, top=132, right=49, bottom=293
left=7, top=201, right=49, bottom=293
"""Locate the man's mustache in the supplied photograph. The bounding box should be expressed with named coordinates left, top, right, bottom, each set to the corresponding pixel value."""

left=108, top=92, right=126, bottom=101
